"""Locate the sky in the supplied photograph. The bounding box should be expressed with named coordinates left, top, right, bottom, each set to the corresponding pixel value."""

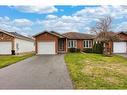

left=0, top=5, right=127, bottom=36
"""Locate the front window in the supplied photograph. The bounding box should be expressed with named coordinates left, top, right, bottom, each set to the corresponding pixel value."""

left=84, top=40, right=92, bottom=48
left=68, top=40, right=77, bottom=48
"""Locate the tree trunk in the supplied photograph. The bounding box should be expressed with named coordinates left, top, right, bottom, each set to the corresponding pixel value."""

left=103, top=42, right=111, bottom=56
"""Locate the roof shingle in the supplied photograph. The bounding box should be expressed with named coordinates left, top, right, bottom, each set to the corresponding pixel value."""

left=62, top=32, right=95, bottom=39
left=0, top=29, right=34, bottom=41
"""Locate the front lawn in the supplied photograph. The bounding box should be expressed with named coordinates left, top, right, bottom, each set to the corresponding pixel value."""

left=65, top=53, right=127, bottom=89
left=0, top=53, right=34, bottom=68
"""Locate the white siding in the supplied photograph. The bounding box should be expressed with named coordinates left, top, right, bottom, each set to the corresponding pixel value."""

left=14, top=38, right=35, bottom=53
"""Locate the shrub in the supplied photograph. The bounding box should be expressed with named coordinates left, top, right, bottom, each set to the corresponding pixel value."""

left=83, top=48, right=93, bottom=53
left=69, top=48, right=80, bottom=53
left=76, top=48, right=81, bottom=52
left=92, top=42, right=103, bottom=54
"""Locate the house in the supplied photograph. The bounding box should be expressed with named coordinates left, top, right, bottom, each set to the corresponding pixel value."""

left=0, top=29, right=35, bottom=55
left=33, top=31, right=94, bottom=54
left=108, top=32, right=127, bottom=53
left=34, top=31, right=127, bottom=55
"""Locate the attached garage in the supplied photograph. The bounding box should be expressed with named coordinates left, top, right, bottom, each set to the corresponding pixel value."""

left=34, top=31, right=67, bottom=55
left=0, top=42, right=12, bottom=54
left=113, top=42, right=127, bottom=53
left=34, top=31, right=60, bottom=55
left=38, top=41, right=55, bottom=54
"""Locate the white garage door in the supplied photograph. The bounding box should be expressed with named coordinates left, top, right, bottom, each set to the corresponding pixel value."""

left=0, top=42, right=12, bottom=54
left=113, top=42, right=127, bottom=53
left=38, top=42, right=56, bottom=54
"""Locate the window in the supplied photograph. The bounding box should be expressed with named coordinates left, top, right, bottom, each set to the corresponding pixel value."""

left=68, top=40, right=77, bottom=48
left=16, top=43, right=19, bottom=50
left=84, top=40, right=92, bottom=48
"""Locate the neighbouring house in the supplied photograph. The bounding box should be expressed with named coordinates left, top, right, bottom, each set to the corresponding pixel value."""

left=34, top=31, right=127, bottom=55
left=107, top=32, right=127, bottom=54
left=33, top=31, right=94, bottom=54
left=0, top=29, right=35, bottom=55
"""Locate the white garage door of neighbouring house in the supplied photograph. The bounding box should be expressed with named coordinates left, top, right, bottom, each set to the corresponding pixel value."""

left=38, top=42, right=56, bottom=54
left=0, top=42, right=12, bottom=54
left=113, top=42, right=127, bottom=53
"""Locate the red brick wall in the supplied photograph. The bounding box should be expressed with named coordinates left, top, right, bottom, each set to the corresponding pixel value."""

left=35, top=32, right=59, bottom=54
left=77, top=40, right=84, bottom=50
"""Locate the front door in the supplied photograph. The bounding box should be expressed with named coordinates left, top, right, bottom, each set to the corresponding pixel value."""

left=58, top=39, right=64, bottom=51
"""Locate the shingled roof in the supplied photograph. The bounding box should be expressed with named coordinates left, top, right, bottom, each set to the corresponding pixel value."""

left=62, top=32, right=95, bottom=39
left=33, top=31, right=65, bottom=38
left=0, top=29, right=34, bottom=41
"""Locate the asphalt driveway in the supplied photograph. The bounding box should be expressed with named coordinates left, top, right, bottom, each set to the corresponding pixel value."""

left=0, top=55, right=73, bottom=89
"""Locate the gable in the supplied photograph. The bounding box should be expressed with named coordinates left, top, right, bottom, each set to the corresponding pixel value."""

left=0, top=32, right=14, bottom=41
left=118, top=32, right=127, bottom=41
left=35, top=32, right=58, bottom=41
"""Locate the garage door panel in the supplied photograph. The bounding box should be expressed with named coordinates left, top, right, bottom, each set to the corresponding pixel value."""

left=38, top=42, right=55, bottom=54
left=0, top=42, right=12, bottom=54
left=113, top=42, right=127, bottom=53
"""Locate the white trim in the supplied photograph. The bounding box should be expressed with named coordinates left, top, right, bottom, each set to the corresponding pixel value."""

left=83, top=40, right=92, bottom=48
left=68, top=40, right=77, bottom=48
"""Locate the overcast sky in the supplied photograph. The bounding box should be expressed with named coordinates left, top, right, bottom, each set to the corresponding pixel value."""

left=0, top=5, right=127, bottom=36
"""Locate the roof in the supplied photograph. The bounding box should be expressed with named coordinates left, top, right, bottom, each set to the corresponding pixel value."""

left=62, top=32, right=95, bottom=39
left=117, top=32, right=127, bottom=41
left=95, top=32, right=119, bottom=42
left=119, top=31, right=127, bottom=35
left=0, top=29, right=34, bottom=41
left=33, top=31, right=65, bottom=38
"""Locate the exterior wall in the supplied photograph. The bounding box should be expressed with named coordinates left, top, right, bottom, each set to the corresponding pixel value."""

left=14, top=38, right=35, bottom=54
left=35, top=32, right=59, bottom=54
left=0, top=32, right=14, bottom=51
left=77, top=40, right=84, bottom=50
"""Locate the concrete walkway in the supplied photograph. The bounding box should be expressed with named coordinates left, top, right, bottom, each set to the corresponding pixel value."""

left=0, top=55, right=73, bottom=89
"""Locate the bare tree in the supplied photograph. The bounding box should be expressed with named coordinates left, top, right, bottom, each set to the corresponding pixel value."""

left=91, top=16, right=119, bottom=56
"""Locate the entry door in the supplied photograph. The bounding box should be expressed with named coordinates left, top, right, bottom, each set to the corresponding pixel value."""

left=0, top=42, right=12, bottom=54
left=113, top=42, right=127, bottom=53
left=38, top=42, right=55, bottom=54
left=58, top=40, right=64, bottom=51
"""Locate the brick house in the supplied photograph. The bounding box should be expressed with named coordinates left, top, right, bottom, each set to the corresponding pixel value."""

left=34, top=31, right=94, bottom=54
left=34, top=31, right=127, bottom=55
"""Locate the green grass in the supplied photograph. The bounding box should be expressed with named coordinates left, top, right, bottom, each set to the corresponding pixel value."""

left=0, top=53, right=34, bottom=68
left=65, top=53, right=127, bottom=89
